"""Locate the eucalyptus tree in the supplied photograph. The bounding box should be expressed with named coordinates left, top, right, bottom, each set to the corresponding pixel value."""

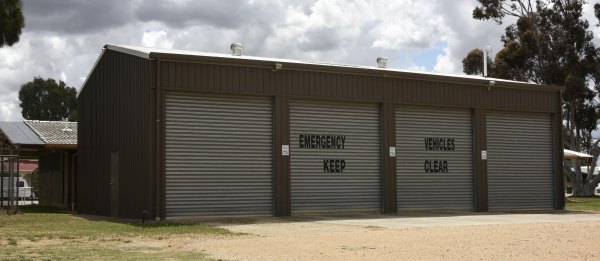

left=18, top=77, right=78, bottom=121
left=0, top=0, right=24, bottom=47
left=462, top=0, right=600, bottom=196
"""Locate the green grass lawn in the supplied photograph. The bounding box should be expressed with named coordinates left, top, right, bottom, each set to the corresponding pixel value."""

left=0, top=205, right=230, bottom=260
left=566, top=196, right=600, bottom=212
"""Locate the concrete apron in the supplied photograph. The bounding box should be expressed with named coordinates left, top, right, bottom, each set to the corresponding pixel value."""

left=313, top=212, right=600, bottom=229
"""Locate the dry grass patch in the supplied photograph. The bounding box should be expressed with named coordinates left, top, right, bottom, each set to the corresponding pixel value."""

left=566, top=196, right=600, bottom=212
left=0, top=205, right=231, bottom=260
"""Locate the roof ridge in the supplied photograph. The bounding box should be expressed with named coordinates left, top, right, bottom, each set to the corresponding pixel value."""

left=23, top=121, right=49, bottom=143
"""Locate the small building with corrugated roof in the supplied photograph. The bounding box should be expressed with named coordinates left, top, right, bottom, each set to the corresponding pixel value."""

left=0, top=121, right=77, bottom=209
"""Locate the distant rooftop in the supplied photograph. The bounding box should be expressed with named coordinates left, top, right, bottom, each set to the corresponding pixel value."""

left=0, top=121, right=77, bottom=148
left=25, top=121, right=77, bottom=145
left=0, top=121, right=45, bottom=145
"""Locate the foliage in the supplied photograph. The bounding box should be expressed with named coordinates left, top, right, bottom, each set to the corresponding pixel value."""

left=466, top=0, right=599, bottom=89
left=462, top=49, right=494, bottom=76
left=18, top=77, right=78, bottom=121
left=463, top=0, right=600, bottom=196
left=0, top=0, right=24, bottom=47
left=0, top=205, right=228, bottom=260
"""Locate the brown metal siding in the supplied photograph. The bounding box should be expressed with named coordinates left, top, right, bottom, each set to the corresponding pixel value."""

left=553, top=113, right=565, bottom=209
left=274, top=96, right=291, bottom=216
left=77, top=50, right=153, bottom=218
left=473, top=109, right=488, bottom=211
left=381, top=103, right=396, bottom=213
left=38, top=150, right=64, bottom=208
left=158, top=61, right=560, bottom=113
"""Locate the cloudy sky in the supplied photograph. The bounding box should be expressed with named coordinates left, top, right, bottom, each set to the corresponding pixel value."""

left=0, top=0, right=599, bottom=121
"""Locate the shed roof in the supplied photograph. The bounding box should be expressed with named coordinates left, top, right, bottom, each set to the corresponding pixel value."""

left=24, top=121, right=77, bottom=145
left=107, top=44, right=536, bottom=85
left=79, top=44, right=564, bottom=96
left=0, top=121, right=45, bottom=145
left=564, top=149, right=594, bottom=160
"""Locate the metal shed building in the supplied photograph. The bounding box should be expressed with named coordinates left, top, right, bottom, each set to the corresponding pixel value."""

left=77, top=44, right=564, bottom=219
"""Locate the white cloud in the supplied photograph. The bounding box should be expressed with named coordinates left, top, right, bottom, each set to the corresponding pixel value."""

left=141, top=30, right=174, bottom=48
left=434, top=41, right=456, bottom=73
left=370, top=0, right=446, bottom=51
left=0, top=0, right=597, bottom=121
left=0, top=94, right=20, bottom=121
left=60, top=72, right=68, bottom=82
left=406, top=64, right=427, bottom=72
left=583, top=3, right=600, bottom=46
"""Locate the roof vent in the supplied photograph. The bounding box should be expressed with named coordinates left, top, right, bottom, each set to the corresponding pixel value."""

left=231, top=43, right=242, bottom=56
left=376, top=57, right=388, bottom=68
left=61, top=118, right=72, bottom=132
left=483, top=45, right=491, bottom=77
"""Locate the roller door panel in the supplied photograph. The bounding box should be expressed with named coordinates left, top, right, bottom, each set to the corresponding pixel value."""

left=165, top=93, right=273, bottom=217
left=487, top=113, right=554, bottom=210
left=396, top=106, right=474, bottom=210
left=290, top=100, right=381, bottom=213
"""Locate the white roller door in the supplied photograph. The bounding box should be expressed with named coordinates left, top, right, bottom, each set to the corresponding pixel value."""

left=165, top=93, right=273, bottom=217
left=290, top=100, right=381, bottom=213
left=396, top=106, right=474, bottom=210
left=487, top=112, right=554, bottom=210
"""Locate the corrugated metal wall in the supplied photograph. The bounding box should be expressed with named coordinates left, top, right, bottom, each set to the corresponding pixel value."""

left=486, top=113, right=554, bottom=209
left=38, top=150, right=63, bottom=207
left=158, top=61, right=560, bottom=114
left=164, top=93, right=273, bottom=217
left=290, top=100, right=381, bottom=213
left=396, top=106, right=473, bottom=210
left=77, top=50, right=153, bottom=218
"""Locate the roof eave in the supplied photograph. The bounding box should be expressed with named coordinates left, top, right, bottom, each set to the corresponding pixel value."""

left=78, top=47, right=106, bottom=98
left=79, top=44, right=152, bottom=97
left=45, top=144, right=77, bottom=149
left=105, top=44, right=150, bottom=59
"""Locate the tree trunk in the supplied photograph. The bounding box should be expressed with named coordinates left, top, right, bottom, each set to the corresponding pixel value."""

left=568, top=102, right=587, bottom=196
left=572, top=159, right=584, bottom=195
left=582, top=144, right=600, bottom=197
left=570, top=140, right=600, bottom=197
left=579, top=184, right=596, bottom=196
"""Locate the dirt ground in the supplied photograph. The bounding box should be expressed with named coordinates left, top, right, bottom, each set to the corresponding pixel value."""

left=162, top=213, right=600, bottom=260
left=8, top=212, right=600, bottom=260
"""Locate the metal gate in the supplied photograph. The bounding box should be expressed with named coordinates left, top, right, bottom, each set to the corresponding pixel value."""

left=486, top=112, right=554, bottom=210
left=396, top=106, right=474, bottom=210
left=290, top=100, right=381, bottom=213
left=165, top=93, right=273, bottom=217
left=1, top=153, right=20, bottom=213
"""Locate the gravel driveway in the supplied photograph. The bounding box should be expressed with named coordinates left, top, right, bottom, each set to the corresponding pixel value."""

left=183, top=212, right=600, bottom=260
